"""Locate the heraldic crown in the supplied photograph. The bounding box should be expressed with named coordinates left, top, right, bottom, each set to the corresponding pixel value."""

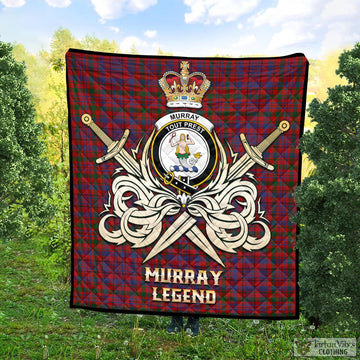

left=159, top=61, right=211, bottom=109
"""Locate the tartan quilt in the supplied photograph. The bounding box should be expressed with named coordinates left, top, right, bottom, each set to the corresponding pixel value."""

left=66, top=49, right=308, bottom=318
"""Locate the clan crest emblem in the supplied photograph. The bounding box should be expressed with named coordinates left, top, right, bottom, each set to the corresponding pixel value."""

left=151, top=112, right=217, bottom=198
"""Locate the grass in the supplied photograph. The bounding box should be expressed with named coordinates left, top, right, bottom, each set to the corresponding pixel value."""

left=0, top=237, right=359, bottom=359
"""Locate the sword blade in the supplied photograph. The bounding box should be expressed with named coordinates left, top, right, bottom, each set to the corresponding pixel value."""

left=143, top=213, right=196, bottom=263
left=186, top=226, right=225, bottom=267
left=114, top=150, right=142, bottom=177
left=228, top=153, right=253, bottom=181
left=143, top=212, right=225, bottom=267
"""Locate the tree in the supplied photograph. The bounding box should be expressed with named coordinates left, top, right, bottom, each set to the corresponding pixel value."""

left=157, top=48, right=173, bottom=56
left=19, top=28, right=122, bottom=280
left=49, top=27, right=79, bottom=71
left=48, top=28, right=122, bottom=71
left=0, top=41, right=53, bottom=239
left=294, top=43, right=360, bottom=329
left=130, top=43, right=139, bottom=54
left=79, top=34, right=120, bottom=53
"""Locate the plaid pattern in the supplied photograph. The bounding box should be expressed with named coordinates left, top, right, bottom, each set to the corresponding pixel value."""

left=67, top=49, right=308, bottom=318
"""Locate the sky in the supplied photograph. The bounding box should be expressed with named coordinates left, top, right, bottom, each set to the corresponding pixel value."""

left=0, top=0, right=359, bottom=59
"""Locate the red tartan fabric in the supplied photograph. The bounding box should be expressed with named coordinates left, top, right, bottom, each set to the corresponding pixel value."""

left=66, top=49, right=308, bottom=318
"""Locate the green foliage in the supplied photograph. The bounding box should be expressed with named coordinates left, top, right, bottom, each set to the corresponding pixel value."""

left=0, top=41, right=53, bottom=240
left=2, top=34, right=360, bottom=357
left=80, top=34, right=120, bottom=53
left=294, top=42, right=360, bottom=329
left=157, top=48, right=174, bottom=56
left=130, top=43, right=139, bottom=54
left=12, top=43, right=51, bottom=108
left=49, top=27, right=121, bottom=71
left=11, top=28, right=123, bottom=281
left=37, top=168, right=71, bottom=282
left=49, top=27, right=78, bottom=71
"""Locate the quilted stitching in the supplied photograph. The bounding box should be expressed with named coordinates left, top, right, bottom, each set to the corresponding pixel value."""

left=67, top=50, right=308, bottom=318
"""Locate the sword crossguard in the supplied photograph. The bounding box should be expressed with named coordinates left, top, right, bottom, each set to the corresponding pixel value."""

left=96, top=129, right=130, bottom=164
left=240, top=134, right=275, bottom=171
left=239, top=120, right=290, bottom=172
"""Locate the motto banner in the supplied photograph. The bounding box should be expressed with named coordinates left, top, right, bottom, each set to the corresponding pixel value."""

left=66, top=49, right=308, bottom=318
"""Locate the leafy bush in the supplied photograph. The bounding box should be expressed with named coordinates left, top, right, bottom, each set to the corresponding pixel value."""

left=37, top=167, right=71, bottom=282
left=294, top=43, right=360, bottom=329
left=0, top=41, right=53, bottom=240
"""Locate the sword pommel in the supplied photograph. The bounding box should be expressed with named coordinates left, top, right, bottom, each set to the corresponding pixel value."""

left=81, top=113, right=93, bottom=126
left=256, top=119, right=290, bottom=154
left=279, top=120, right=290, bottom=133
left=81, top=113, right=113, bottom=147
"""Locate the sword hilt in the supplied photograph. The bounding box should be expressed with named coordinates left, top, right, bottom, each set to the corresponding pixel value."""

left=81, top=113, right=140, bottom=175
left=257, top=120, right=290, bottom=153
left=81, top=113, right=113, bottom=147
left=95, top=129, right=130, bottom=164
left=239, top=120, right=290, bottom=172
left=240, top=134, right=274, bottom=171
left=81, top=113, right=132, bottom=165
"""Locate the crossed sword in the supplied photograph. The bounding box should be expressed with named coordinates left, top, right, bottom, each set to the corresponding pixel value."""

left=81, top=113, right=290, bottom=267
